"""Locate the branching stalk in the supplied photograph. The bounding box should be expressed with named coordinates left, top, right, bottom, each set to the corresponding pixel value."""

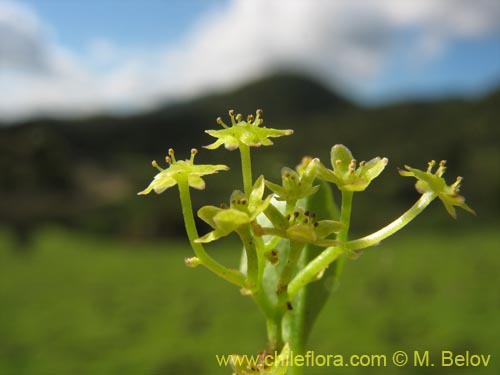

left=177, top=179, right=245, bottom=287
left=347, top=191, right=437, bottom=251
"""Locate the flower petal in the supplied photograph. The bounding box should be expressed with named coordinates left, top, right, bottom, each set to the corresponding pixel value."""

left=198, top=205, right=223, bottom=228
left=188, top=175, right=206, bottom=190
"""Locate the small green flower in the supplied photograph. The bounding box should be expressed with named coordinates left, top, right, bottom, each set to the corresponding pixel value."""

left=195, top=176, right=272, bottom=243
left=204, top=109, right=293, bottom=150
left=265, top=156, right=320, bottom=201
left=138, top=148, right=228, bottom=195
left=256, top=207, right=343, bottom=247
left=316, top=144, right=388, bottom=191
left=399, top=160, right=476, bottom=219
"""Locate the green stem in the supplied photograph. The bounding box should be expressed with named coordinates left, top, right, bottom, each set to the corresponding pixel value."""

left=177, top=180, right=245, bottom=287
left=287, top=247, right=344, bottom=301
left=239, top=144, right=253, bottom=197
left=287, top=190, right=353, bottom=301
left=238, top=225, right=259, bottom=291
left=330, top=190, right=354, bottom=285
left=266, top=316, right=283, bottom=352
left=347, top=191, right=437, bottom=251
left=277, top=241, right=305, bottom=296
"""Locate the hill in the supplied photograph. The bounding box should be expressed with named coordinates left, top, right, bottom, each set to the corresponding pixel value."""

left=0, top=73, right=498, bottom=242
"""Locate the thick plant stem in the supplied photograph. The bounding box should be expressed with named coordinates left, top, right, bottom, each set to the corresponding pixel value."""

left=347, top=191, right=437, bottom=251
left=277, top=241, right=305, bottom=297
left=330, top=190, right=354, bottom=285
left=177, top=180, right=245, bottom=287
left=287, top=190, right=353, bottom=301
left=266, top=316, right=283, bottom=352
left=238, top=225, right=259, bottom=291
left=239, top=144, right=253, bottom=197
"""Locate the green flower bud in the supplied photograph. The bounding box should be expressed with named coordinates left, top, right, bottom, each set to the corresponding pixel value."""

left=265, top=157, right=320, bottom=201
left=316, top=144, right=388, bottom=191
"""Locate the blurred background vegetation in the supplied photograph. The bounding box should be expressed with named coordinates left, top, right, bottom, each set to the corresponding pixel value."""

left=1, top=72, right=499, bottom=374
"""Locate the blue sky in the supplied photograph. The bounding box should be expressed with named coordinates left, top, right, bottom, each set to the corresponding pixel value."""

left=1, top=0, right=500, bottom=120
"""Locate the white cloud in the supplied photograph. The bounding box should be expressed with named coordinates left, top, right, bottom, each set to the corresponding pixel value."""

left=0, top=0, right=499, bottom=121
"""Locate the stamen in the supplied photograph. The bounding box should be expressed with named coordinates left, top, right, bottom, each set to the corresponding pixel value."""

left=451, top=176, right=463, bottom=191
left=165, top=156, right=172, bottom=164
left=190, top=148, right=198, bottom=162
left=359, top=161, right=366, bottom=167
left=437, top=160, right=447, bottom=177
left=229, top=109, right=236, bottom=126
left=247, top=114, right=254, bottom=123
left=348, top=159, right=357, bottom=173
left=151, top=160, right=163, bottom=171
left=236, top=113, right=243, bottom=122
left=168, top=148, right=176, bottom=163
left=427, top=160, right=436, bottom=173
left=216, top=117, right=229, bottom=129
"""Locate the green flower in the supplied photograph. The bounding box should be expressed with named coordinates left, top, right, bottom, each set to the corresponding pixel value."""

left=138, top=148, right=228, bottom=195
left=399, top=160, right=476, bottom=219
left=265, top=156, right=320, bottom=201
left=316, top=144, right=388, bottom=191
left=256, top=207, right=343, bottom=247
left=195, top=176, right=272, bottom=243
left=204, top=109, right=293, bottom=150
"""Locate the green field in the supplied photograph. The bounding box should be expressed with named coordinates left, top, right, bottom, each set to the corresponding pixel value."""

left=0, top=225, right=499, bottom=374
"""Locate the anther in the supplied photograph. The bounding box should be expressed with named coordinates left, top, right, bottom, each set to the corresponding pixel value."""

left=241, top=199, right=247, bottom=205
left=228, top=109, right=235, bottom=117
left=236, top=113, right=243, bottom=122
left=293, top=211, right=300, bottom=218
left=348, top=159, right=357, bottom=173
left=216, top=117, right=229, bottom=129
left=247, top=114, right=254, bottom=123
left=151, top=160, right=163, bottom=171
left=190, top=148, right=198, bottom=162
left=335, top=159, right=342, bottom=166
left=256, top=109, right=263, bottom=117
left=304, top=210, right=310, bottom=216
left=313, top=222, right=319, bottom=227
left=165, top=156, right=172, bottom=164
left=359, top=161, right=366, bottom=167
